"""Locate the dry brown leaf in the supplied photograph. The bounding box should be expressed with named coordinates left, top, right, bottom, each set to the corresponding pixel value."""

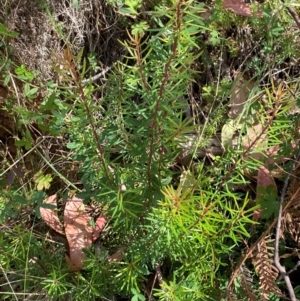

left=257, top=166, right=276, bottom=190
left=108, top=246, right=126, bottom=262
left=6, top=166, right=24, bottom=186
left=228, top=74, right=254, bottom=120
left=227, top=74, right=270, bottom=164
left=65, top=253, right=81, bottom=272
left=200, top=9, right=211, bottom=20
left=92, top=216, right=106, bottom=242
left=40, top=194, right=64, bottom=235
left=253, top=166, right=277, bottom=221
left=252, top=209, right=262, bottom=222
left=64, top=196, right=93, bottom=271
left=243, top=123, right=268, bottom=161
left=223, top=0, right=263, bottom=18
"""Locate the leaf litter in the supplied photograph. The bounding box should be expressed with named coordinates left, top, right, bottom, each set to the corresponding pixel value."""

left=223, top=0, right=263, bottom=18
left=40, top=194, right=64, bottom=235
left=64, top=196, right=93, bottom=271
left=40, top=194, right=107, bottom=271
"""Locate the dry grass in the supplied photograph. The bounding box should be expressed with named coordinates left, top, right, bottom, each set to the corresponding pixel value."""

left=0, top=0, right=127, bottom=192
left=0, top=0, right=125, bottom=81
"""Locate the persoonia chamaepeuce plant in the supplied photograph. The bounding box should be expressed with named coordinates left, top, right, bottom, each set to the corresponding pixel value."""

left=30, top=1, right=259, bottom=300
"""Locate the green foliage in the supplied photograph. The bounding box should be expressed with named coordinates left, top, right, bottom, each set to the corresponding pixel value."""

left=0, top=22, right=19, bottom=38
left=257, top=185, right=279, bottom=219
left=1, top=0, right=300, bottom=300
left=33, top=1, right=257, bottom=298
left=119, top=0, right=142, bottom=17
left=15, top=64, right=36, bottom=82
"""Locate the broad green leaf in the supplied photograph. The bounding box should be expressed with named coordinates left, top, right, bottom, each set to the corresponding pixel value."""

left=41, top=93, right=57, bottom=110
left=119, top=7, right=138, bottom=17
left=34, top=172, right=53, bottom=191
left=257, top=185, right=279, bottom=219
left=13, top=195, right=28, bottom=204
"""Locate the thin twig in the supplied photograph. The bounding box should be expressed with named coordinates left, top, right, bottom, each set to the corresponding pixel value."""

left=278, top=261, right=300, bottom=282
left=0, top=264, right=18, bottom=301
left=148, top=263, right=165, bottom=301
left=147, top=0, right=182, bottom=187
left=81, top=66, right=112, bottom=85
left=286, top=6, right=300, bottom=29
left=0, top=136, right=46, bottom=178
left=279, top=0, right=300, bottom=28
left=65, top=47, right=112, bottom=184
left=274, top=145, right=300, bottom=301
left=155, top=263, right=163, bottom=285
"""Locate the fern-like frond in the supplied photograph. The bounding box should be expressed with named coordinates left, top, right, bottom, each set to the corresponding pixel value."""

left=251, top=237, right=283, bottom=300
left=239, top=265, right=257, bottom=301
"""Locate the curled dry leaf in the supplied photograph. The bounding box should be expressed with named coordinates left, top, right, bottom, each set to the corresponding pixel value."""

left=40, top=194, right=64, bottom=235
left=223, top=0, right=263, bottom=18
left=257, top=166, right=276, bottom=190
left=64, top=196, right=93, bottom=271
left=252, top=209, right=262, bottom=222
left=92, top=216, right=106, bottom=242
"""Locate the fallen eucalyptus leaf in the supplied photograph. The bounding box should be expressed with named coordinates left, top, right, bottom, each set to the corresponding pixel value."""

left=92, top=216, right=106, bottom=242
left=64, top=196, right=93, bottom=271
left=40, top=194, right=64, bottom=235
